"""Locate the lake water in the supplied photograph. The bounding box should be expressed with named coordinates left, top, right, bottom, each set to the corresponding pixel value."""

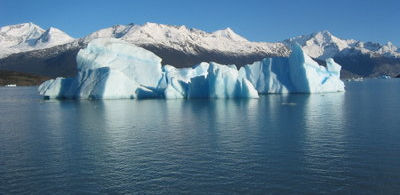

left=1, top=79, right=399, bottom=194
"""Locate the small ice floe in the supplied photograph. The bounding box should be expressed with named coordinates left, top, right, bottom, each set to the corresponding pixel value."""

left=5, top=84, right=17, bottom=87
left=348, top=77, right=364, bottom=82
left=378, top=75, right=391, bottom=79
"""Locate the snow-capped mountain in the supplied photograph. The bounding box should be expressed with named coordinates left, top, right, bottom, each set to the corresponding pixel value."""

left=0, top=23, right=74, bottom=58
left=83, top=22, right=288, bottom=56
left=0, top=22, right=44, bottom=48
left=34, top=27, right=74, bottom=48
left=1, top=22, right=399, bottom=61
left=347, top=41, right=400, bottom=58
left=284, top=31, right=356, bottom=59
left=1, top=22, right=400, bottom=80
left=284, top=30, right=400, bottom=59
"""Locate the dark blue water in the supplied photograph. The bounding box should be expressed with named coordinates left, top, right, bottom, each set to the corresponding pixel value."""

left=1, top=79, right=400, bottom=194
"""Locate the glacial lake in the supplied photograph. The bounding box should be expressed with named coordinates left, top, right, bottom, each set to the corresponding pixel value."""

left=1, top=79, right=399, bottom=194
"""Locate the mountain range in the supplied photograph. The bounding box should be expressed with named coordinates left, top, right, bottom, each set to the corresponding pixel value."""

left=1, top=22, right=400, bottom=80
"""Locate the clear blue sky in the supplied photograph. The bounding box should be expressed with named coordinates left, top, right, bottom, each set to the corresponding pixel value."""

left=1, top=0, right=399, bottom=45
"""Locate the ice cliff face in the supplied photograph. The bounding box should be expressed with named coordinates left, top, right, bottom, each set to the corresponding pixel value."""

left=39, top=38, right=163, bottom=99
left=38, top=38, right=345, bottom=99
left=239, top=44, right=344, bottom=93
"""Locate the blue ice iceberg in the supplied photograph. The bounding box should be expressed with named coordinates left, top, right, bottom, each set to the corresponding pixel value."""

left=238, top=44, right=344, bottom=93
left=160, top=63, right=259, bottom=99
left=39, top=38, right=344, bottom=99
left=39, top=38, right=163, bottom=99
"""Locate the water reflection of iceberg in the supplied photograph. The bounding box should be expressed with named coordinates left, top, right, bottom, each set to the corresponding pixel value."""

left=302, top=93, right=347, bottom=177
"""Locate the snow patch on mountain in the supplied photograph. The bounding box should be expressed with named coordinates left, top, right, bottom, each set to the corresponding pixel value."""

left=1, top=22, right=399, bottom=63
left=285, top=30, right=400, bottom=59
left=34, top=27, right=74, bottom=48
left=0, top=22, right=74, bottom=58
left=0, top=22, right=44, bottom=47
left=83, top=22, right=289, bottom=56
left=348, top=41, right=400, bottom=58
left=284, top=31, right=357, bottom=59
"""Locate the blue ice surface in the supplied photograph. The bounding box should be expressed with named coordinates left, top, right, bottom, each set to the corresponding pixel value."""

left=39, top=38, right=345, bottom=99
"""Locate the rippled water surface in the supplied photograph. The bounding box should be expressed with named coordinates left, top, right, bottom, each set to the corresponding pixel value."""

left=1, top=79, right=400, bottom=194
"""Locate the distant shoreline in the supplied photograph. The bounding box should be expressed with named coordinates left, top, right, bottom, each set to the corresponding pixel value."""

left=0, top=70, right=49, bottom=86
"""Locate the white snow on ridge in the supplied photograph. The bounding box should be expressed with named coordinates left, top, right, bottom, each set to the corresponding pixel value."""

left=284, top=31, right=357, bottom=59
left=350, top=41, right=400, bottom=58
left=1, top=22, right=399, bottom=61
left=83, top=22, right=288, bottom=56
left=0, top=23, right=44, bottom=47
left=38, top=38, right=344, bottom=99
left=34, top=27, right=74, bottom=48
left=0, top=22, right=74, bottom=58
left=285, top=30, right=400, bottom=59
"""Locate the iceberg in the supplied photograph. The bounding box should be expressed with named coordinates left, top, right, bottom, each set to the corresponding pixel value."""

left=39, top=38, right=344, bottom=99
left=238, top=44, right=345, bottom=93
left=39, top=38, right=163, bottom=99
